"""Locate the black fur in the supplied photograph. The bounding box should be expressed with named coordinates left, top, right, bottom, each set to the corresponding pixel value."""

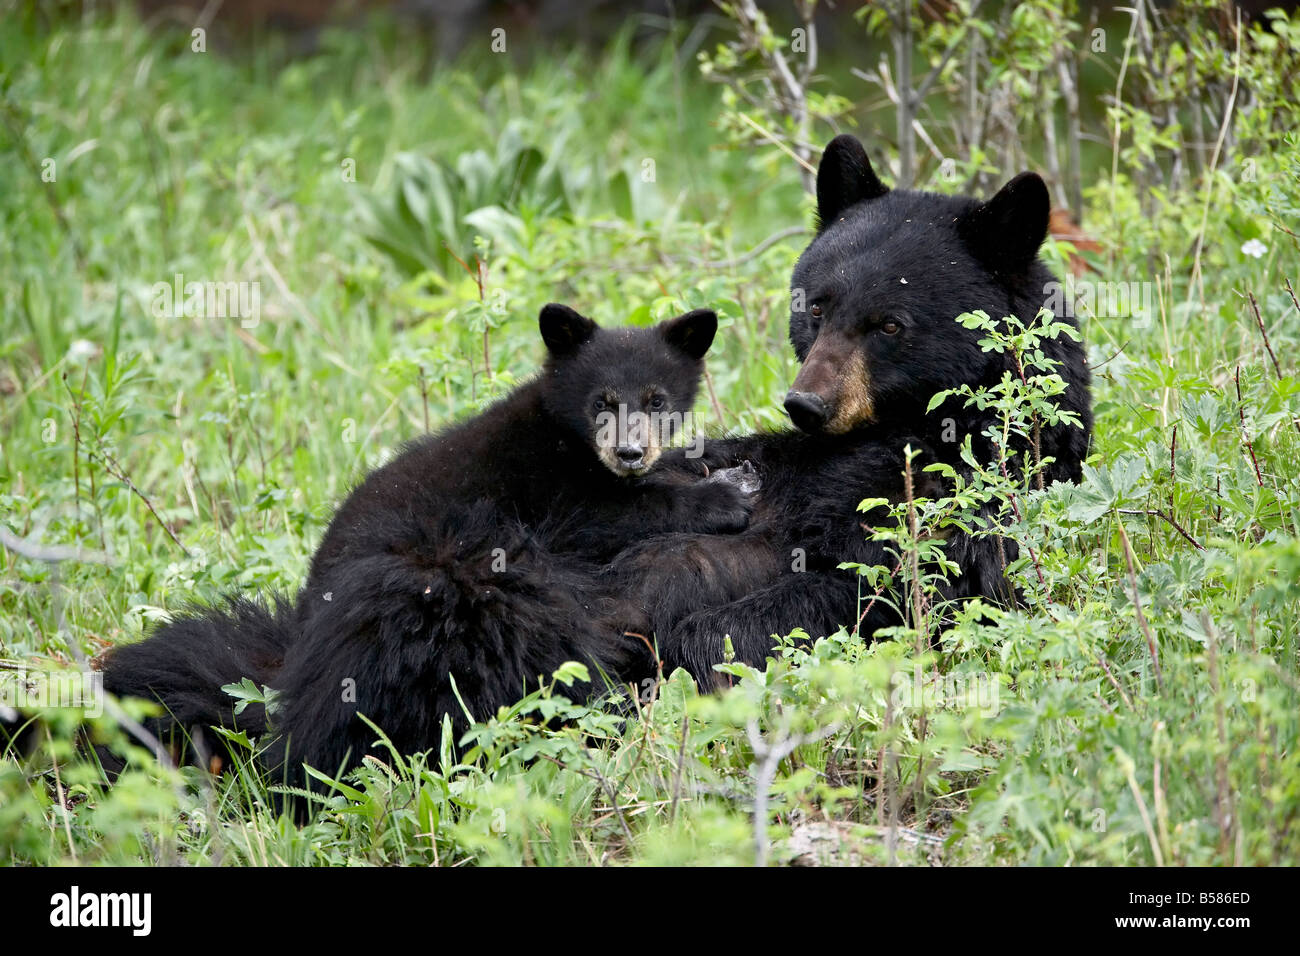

left=100, top=305, right=747, bottom=789
left=604, top=135, right=1093, bottom=685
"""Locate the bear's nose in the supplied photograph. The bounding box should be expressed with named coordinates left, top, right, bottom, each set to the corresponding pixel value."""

left=616, top=445, right=644, bottom=464
left=784, top=390, right=828, bottom=433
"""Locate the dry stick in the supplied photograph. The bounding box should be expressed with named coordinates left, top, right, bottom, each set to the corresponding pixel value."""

left=901, top=454, right=930, bottom=828
left=1121, top=755, right=1166, bottom=867
left=851, top=556, right=906, bottom=638
left=1096, top=653, right=1135, bottom=711
left=893, top=0, right=914, bottom=187
left=747, top=721, right=839, bottom=867
left=684, top=226, right=807, bottom=270
left=1116, top=509, right=1204, bottom=551
left=902, top=456, right=926, bottom=634
left=882, top=691, right=899, bottom=865
left=726, top=0, right=816, bottom=190
left=1152, top=736, right=1172, bottom=864
left=1234, top=366, right=1265, bottom=488
left=1246, top=292, right=1284, bottom=379
left=669, top=714, right=689, bottom=824
left=1247, top=289, right=1300, bottom=438
left=1107, top=2, right=1143, bottom=273
left=44, top=724, right=78, bottom=862
left=0, top=527, right=113, bottom=566
left=735, top=112, right=817, bottom=179
left=1200, top=613, right=1236, bottom=858
left=238, top=207, right=333, bottom=350
left=1117, top=522, right=1162, bottom=692
left=63, top=373, right=84, bottom=523
left=1169, top=423, right=1177, bottom=514
left=7, top=542, right=177, bottom=773
left=1186, top=9, right=1242, bottom=312
left=539, top=753, right=634, bottom=844
left=1058, top=55, right=1085, bottom=222
left=1287, top=277, right=1300, bottom=320
left=701, top=366, right=727, bottom=428
left=444, top=244, right=493, bottom=383
left=996, top=452, right=1051, bottom=605
left=85, top=447, right=191, bottom=557
left=910, top=0, right=985, bottom=110
left=417, top=366, right=430, bottom=433
left=1008, top=347, right=1045, bottom=491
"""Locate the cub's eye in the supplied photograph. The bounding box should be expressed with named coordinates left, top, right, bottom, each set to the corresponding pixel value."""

left=648, top=395, right=666, bottom=411
left=593, top=398, right=608, bottom=412
left=810, top=304, right=823, bottom=317
left=881, top=320, right=901, bottom=335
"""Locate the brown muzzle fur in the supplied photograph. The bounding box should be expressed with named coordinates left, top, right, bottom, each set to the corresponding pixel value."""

left=788, top=331, right=875, bottom=434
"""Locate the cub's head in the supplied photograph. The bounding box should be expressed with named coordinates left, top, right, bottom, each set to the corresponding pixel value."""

left=538, top=304, right=717, bottom=477
left=785, top=134, right=1054, bottom=435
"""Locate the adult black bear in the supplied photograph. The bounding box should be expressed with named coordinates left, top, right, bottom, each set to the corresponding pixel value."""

left=606, top=135, right=1093, bottom=685
left=99, top=305, right=748, bottom=787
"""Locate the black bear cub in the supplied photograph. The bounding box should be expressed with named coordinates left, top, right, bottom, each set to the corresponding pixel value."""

left=100, top=304, right=747, bottom=791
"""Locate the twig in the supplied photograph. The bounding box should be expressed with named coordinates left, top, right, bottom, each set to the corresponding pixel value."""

left=1234, top=365, right=1265, bottom=487
left=734, top=112, right=816, bottom=177
left=1245, top=291, right=1283, bottom=379
left=1116, top=509, right=1204, bottom=551
left=746, top=720, right=839, bottom=867
left=538, top=753, right=633, bottom=844
left=1117, top=522, right=1162, bottom=692
left=86, top=447, right=191, bottom=557
left=670, top=715, right=689, bottom=824
left=0, top=526, right=114, bottom=565
left=683, top=226, right=806, bottom=270
left=1200, top=613, right=1236, bottom=858
left=1096, top=653, right=1135, bottom=710
left=851, top=556, right=905, bottom=637
left=1248, top=286, right=1300, bottom=438
left=1186, top=8, right=1242, bottom=310
left=15, top=546, right=176, bottom=771
left=702, top=366, right=727, bottom=427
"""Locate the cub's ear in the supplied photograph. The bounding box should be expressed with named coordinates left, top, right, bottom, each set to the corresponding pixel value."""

left=816, top=134, right=889, bottom=231
left=539, top=304, right=598, bottom=356
left=958, top=172, right=1051, bottom=276
left=659, top=309, right=718, bottom=360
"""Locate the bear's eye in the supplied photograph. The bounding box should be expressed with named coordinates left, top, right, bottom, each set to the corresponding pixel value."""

left=810, top=304, right=822, bottom=317
left=881, top=320, right=901, bottom=335
left=593, top=398, right=608, bottom=412
left=648, top=395, right=666, bottom=411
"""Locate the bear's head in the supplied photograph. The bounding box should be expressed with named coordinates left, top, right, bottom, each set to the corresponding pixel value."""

left=785, top=134, right=1073, bottom=438
left=538, top=304, right=717, bottom=477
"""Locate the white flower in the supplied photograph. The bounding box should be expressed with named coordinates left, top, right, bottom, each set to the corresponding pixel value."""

left=1241, top=239, right=1268, bottom=259
left=66, top=339, right=101, bottom=362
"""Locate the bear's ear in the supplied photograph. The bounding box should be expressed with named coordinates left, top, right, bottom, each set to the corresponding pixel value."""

left=659, top=309, right=717, bottom=360
left=539, top=304, right=598, bottom=356
left=816, top=134, right=889, bottom=231
left=958, top=172, right=1051, bottom=275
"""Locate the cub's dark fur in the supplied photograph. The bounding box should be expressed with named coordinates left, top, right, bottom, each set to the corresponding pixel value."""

left=99, top=305, right=745, bottom=787
left=606, top=135, right=1092, bottom=684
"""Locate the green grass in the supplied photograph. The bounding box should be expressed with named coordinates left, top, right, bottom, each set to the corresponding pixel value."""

left=1, top=2, right=1298, bottom=865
